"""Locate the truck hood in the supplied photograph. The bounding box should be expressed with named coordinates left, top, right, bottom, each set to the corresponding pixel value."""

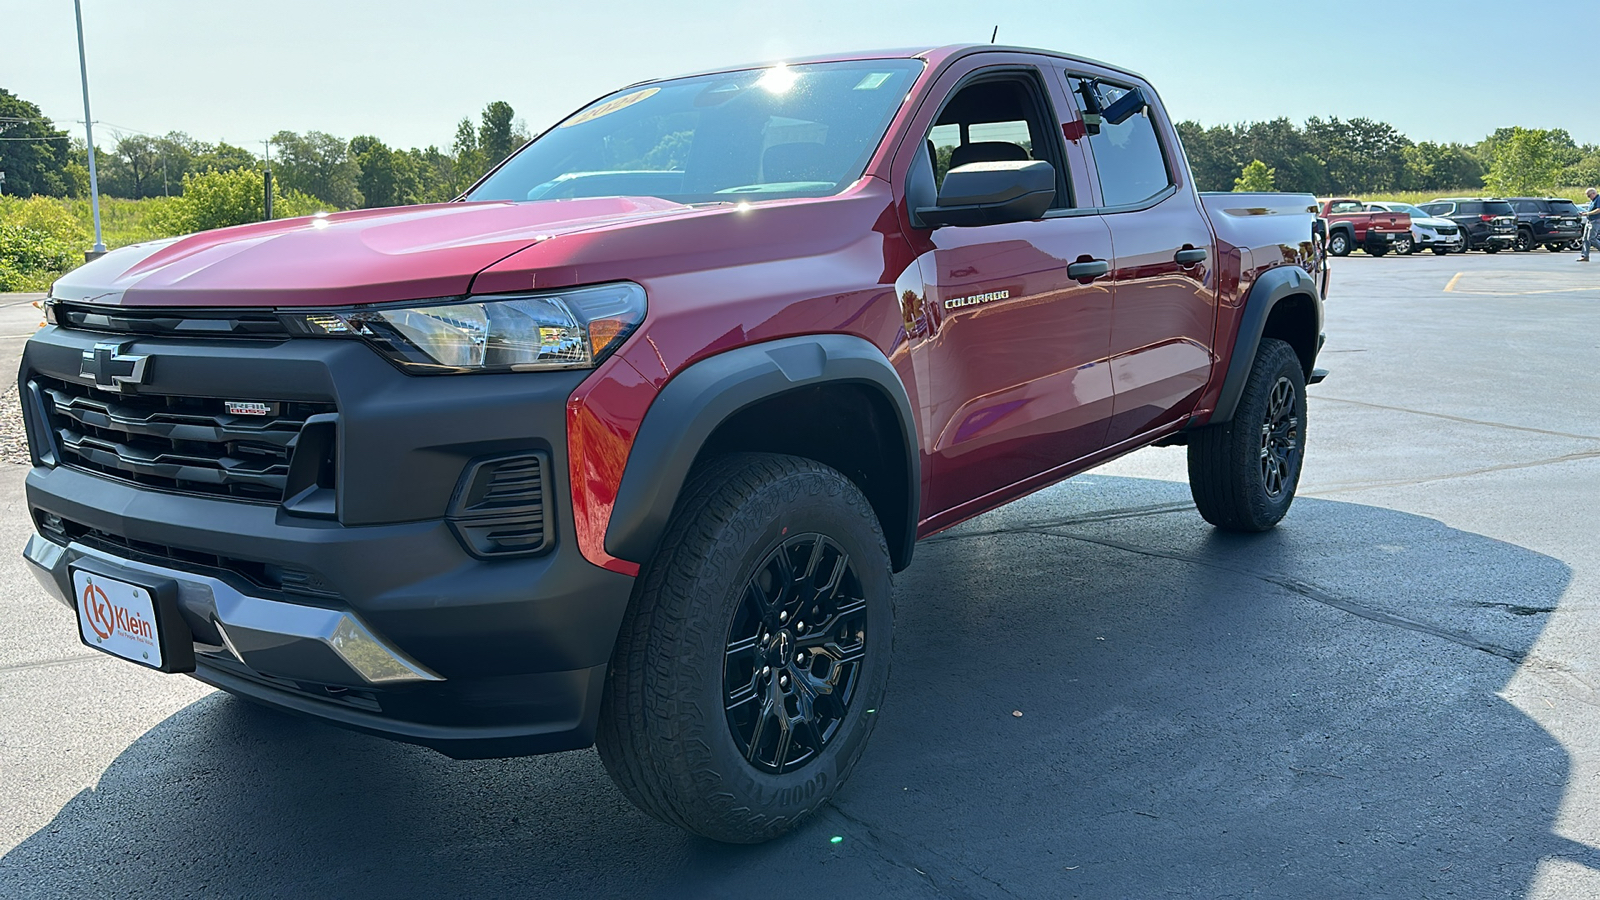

left=49, top=197, right=696, bottom=308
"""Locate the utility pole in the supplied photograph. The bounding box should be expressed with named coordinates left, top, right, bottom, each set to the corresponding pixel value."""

left=73, top=0, right=106, bottom=260
left=262, top=139, right=273, bottom=221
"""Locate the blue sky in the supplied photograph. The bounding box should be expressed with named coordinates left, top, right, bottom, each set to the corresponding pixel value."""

left=6, top=0, right=1597, bottom=152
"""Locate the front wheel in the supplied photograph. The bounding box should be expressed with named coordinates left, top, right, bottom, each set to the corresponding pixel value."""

left=596, top=453, right=893, bottom=843
left=1432, top=247, right=1452, bottom=255
left=1328, top=232, right=1352, bottom=257
left=1515, top=229, right=1534, bottom=252
left=1548, top=244, right=1566, bottom=252
left=1484, top=245, right=1500, bottom=254
left=1187, top=339, right=1307, bottom=532
left=1395, top=237, right=1414, bottom=255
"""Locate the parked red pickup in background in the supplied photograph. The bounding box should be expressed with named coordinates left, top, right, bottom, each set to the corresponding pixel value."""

left=1320, top=198, right=1410, bottom=257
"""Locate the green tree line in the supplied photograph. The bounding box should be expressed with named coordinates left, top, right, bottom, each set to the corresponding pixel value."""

left=1183, top=117, right=1600, bottom=196
left=2, top=89, right=528, bottom=210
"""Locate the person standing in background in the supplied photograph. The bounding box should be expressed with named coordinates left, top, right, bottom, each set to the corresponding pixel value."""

left=1580, top=188, right=1600, bottom=262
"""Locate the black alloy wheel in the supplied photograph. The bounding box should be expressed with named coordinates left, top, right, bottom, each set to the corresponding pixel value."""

left=1515, top=229, right=1534, bottom=252
left=1260, top=376, right=1301, bottom=500
left=724, top=533, right=868, bottom=774
left=595, top=452, right=893, bottom=844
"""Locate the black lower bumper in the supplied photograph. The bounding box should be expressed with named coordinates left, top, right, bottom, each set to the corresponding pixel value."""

left=20, top=325, right=636, bottom=759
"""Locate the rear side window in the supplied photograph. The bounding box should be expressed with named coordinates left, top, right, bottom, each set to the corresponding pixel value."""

left=1511, top=200, right=1538, bottom=213
left=1549, top=200, right=1581, bottom=215
left=1069, top=77, right=1172, bottom=208
left=1458, top=201, right=1485, bottom=216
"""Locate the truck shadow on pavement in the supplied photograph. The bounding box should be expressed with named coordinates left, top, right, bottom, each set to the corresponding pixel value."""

left=4, top=476, right=1595, bottom=899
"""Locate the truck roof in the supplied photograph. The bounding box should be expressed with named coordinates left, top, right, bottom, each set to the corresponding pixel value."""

left=632, top=44, right=1143, bottom=87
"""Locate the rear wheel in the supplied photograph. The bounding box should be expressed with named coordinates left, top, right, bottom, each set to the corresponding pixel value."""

left=1547, top=244, right=1565, bottom=252
left=1368, top=243, right=1389, bottom=257
left=596, top=452, right=893, bottom=843
left=1187, top=339, right=1306, bottom=532
left=1484, top=245, right=1500, bottom=254
left=1432, top=247, right=1451, bottom=255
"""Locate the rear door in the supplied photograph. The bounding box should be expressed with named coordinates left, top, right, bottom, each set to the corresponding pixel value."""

left=1059, top=69, right=1219, bottom=444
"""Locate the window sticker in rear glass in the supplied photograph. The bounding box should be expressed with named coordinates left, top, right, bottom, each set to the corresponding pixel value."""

left=560, top=88, right=660, bottom=128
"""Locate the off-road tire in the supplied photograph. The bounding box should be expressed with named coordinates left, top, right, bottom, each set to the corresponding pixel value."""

left=1327, top=231, right=1351, bottom=257
left=595, top=452, right=893, bottom=843
left=1187, top=338, right=1306, bottom=532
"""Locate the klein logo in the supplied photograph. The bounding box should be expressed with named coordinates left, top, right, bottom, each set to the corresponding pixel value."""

left=943, top=290, right=1010, bottom=310
left=81, top=580, right=152, bottom=643
left=80, top=342, right=149, bottom=392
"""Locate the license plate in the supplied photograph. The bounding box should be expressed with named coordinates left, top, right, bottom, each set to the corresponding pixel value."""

left=74, top=569, right=165, bottom=668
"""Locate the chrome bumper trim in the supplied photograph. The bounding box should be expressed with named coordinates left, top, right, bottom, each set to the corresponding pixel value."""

left=23, top=534, right=442, bottom=685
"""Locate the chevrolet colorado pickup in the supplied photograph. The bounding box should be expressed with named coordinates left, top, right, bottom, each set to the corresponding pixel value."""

left=21, top=45, right=1326, bottom=843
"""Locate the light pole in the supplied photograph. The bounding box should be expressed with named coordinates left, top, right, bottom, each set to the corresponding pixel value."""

left=73, top=0, right=106, bottom=260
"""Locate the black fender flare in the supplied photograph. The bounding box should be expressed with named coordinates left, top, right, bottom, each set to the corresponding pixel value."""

left=604, top=334, right=920, bottom=571
left=1207, top=265, right=1323, bottom=425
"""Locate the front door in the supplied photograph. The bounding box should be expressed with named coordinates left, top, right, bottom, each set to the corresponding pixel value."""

left=896, top=62, right=1118, bottom=525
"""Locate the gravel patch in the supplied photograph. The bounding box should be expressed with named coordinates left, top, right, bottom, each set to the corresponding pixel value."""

left=0, top=380, right=29, bottom=465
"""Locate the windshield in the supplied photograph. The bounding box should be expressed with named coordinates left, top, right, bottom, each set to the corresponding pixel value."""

left=1388, top=204, right=1426, bottom=217
left=1484, top=201, right=1515, bottom=216
left=468, top=60, right=923, bottom=205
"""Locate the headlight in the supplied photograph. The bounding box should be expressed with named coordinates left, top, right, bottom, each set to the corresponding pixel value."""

left=283, top=282, right=646, bottom=374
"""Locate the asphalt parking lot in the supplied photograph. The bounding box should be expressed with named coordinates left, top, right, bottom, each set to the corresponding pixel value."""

left=2, top=249, right=1599, bottom=899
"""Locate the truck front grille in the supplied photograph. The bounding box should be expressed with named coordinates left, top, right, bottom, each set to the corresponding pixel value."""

left=34, top=375, right=336, bottom=502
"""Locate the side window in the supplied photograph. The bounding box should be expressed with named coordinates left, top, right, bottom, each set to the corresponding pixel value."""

left=1459, top=201, right=1484, bottom=216
left=1069, top=76, right=1173, bottom=208
left=1511, top=200, right=1534, bottom=214
left=925, top=74, right=1071, bottom=208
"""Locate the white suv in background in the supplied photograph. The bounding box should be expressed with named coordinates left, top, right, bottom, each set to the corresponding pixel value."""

left=1367, top=202, right=1465, bottom=255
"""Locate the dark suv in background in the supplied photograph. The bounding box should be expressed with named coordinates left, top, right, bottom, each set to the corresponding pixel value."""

left=1419, top=198, right=1516, bottom=252
left=1506, top=197, right=1585, bottom=252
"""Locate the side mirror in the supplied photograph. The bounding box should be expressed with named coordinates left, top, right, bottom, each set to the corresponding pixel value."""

left=916, top=160, right=1055, bottom=228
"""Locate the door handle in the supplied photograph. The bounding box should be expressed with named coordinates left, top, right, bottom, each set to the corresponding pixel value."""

left=1066, top=259, right=1110, bottom=281
left=1175, top=247, right=1208, bottom=266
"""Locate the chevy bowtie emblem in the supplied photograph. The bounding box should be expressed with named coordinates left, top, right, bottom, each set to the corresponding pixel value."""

left=80, top=342, right=150, bottom=392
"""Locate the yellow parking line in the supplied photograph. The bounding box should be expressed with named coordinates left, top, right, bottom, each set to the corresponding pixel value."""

left=1444, top=272, right=1464, bottom=292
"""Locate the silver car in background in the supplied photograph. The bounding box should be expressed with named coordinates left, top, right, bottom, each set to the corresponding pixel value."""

left=1367, top=202, right=1465, bottom=255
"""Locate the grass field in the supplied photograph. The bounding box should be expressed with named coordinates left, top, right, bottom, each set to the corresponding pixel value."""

left=1351, top=187, right=1592, bottom=205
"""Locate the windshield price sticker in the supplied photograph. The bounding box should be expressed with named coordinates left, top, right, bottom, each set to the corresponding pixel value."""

left=560, top=88, right=660, bottom=128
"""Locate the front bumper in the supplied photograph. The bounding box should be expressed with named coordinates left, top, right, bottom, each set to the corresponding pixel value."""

left=19, top=324, right=636, bottom=759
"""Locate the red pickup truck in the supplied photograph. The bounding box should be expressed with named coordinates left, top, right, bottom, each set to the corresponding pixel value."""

left=23, top=44, right=1326, bottom=843
left=1320, top=198, right=1411, bottom=257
